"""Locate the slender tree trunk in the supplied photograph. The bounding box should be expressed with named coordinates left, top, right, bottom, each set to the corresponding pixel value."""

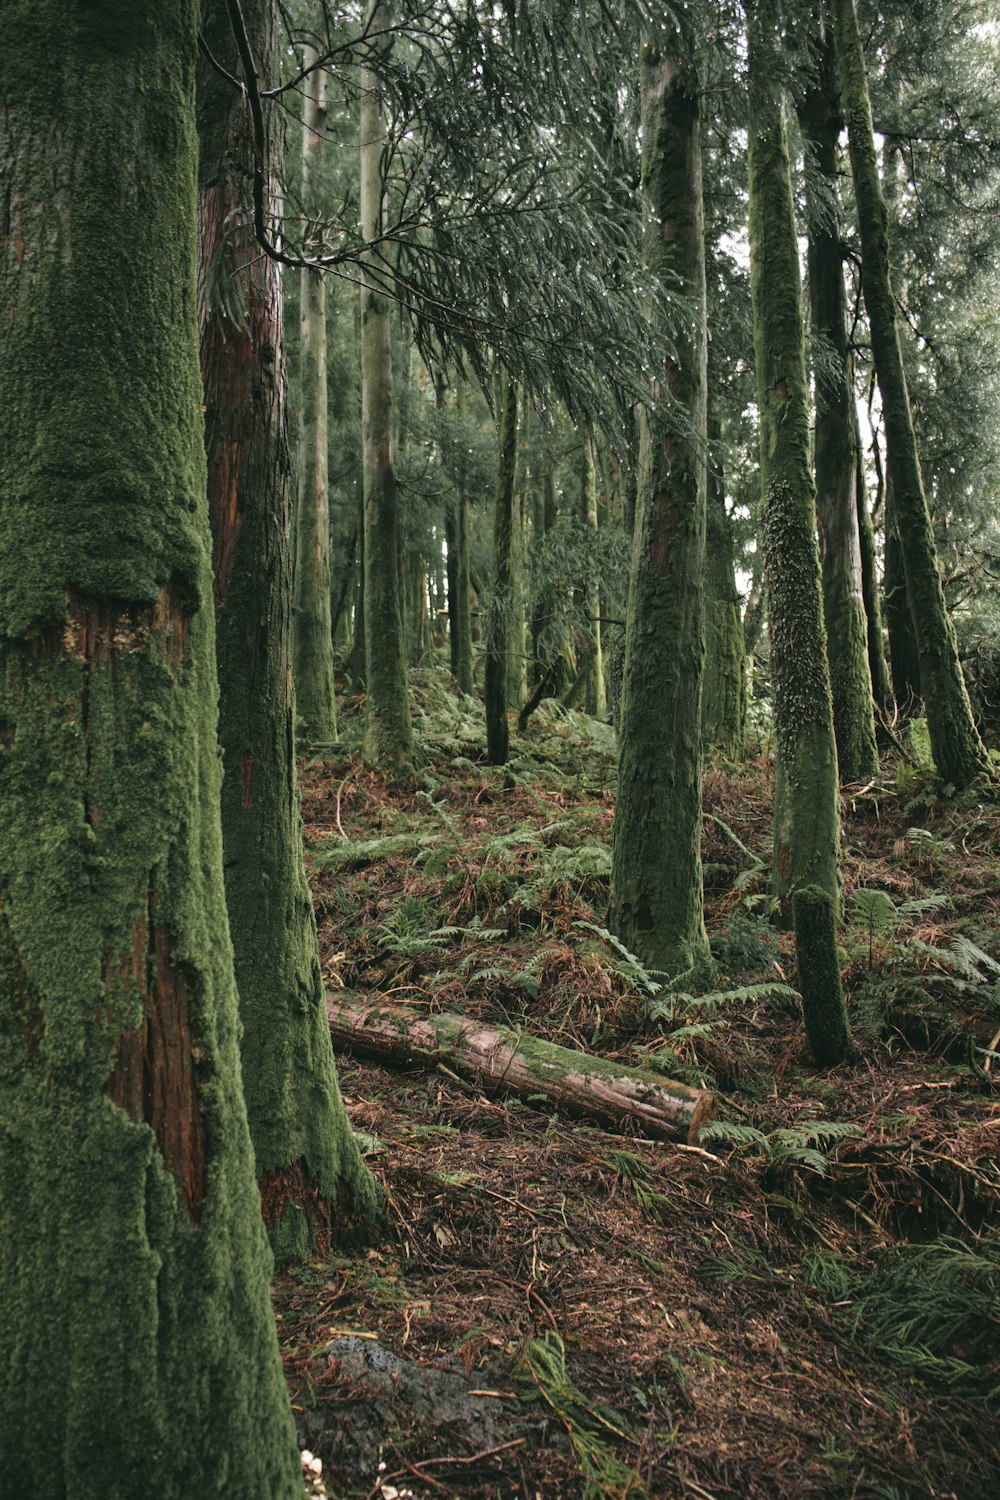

left=746, top=0, right=849, bottom=1060
left=450, top=380, right=475, bottom=694
left=800, top=33, right=878, bottom=784
left=855, top=414, right=892, bottom=710
left=0, top=4, right=301, bottom=1491
left=745, top=3, right=841, bottom=916
left=702, top=387, right=746, bottom=761
left=832, top=0, right=987, bottom=787
left=582, top=437, right=607, bottom=717
left=360, top=0, right=412, bottom=770
left=351, top=486, right=367, bottom=692
left=292, top=49, right=337, bottom=741
left=198, top=0, right=378, bottom=1263
left=485, top=375, right=519, bottom=764
left=884, top=482, right=922, bottom=711
left=608, top=20, right=710, bottom=979
left=508, top=394, right=530, bottom=709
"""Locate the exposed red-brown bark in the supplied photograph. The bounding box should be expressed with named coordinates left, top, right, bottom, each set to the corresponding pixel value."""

left=105, top=907, right=205, bottom=1223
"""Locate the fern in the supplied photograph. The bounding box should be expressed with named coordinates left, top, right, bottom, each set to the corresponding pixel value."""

left=848, top=1235, right=1000, bottom=1396
left=314, top=831, right=431, bottom=869
left=698, top=1119, right=861, bottom=1176
left=573, top=921, right=663, bottom=996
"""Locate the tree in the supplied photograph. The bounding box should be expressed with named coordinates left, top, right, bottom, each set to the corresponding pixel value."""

left=832, top=0, right=988, bottom=787
left=198, top=0, right=378, bottom=1261
left=0, top=3, right=301, bottom=1492
left=485, top=375, right=519, bottom=765
left=608, top=10, right=711, bottom=980
left=799, top=25, right=879, bottom=784
left=360, top=0, right=413, bottom=771
left=744, top=1, right=841, bottom=918
left=292, top=45, right=338, bottom=743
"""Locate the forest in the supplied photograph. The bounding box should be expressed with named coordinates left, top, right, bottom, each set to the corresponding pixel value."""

left=1, top=1, right=999, bottom=1497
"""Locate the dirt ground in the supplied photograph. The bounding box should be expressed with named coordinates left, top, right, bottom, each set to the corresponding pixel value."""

left=276, top=689, right=1000, bottom=1500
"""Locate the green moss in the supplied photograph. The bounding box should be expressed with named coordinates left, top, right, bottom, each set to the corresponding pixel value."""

left=1, top=5, right=301, bottom=1493
left=198, top=0, right=378, bottom=1265
left=746, top=16, right=841, bottom=918
left=793, top=886, right=854, bottom=1068
left=609, top=23, right=711, bottom=979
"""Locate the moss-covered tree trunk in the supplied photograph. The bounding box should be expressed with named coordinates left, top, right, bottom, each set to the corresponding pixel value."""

left=360, top=0, right=412, bottom=770
left=745, top=2, right=841, bottom=916
left=508, top=395, right=529, bottom=709
left=832, top=0, right=987, bottom=787
left=0, top=5, right=302, bottom=1493
left=608, top=19, right=710, bottom=979
left=883, top=485, right=922, bottom=711
left=799, top=32, right=878, bottom=784
left=855, top=416, right=892, bottom=710
left=292, top=48, right=337, bottom=742
left=702, top=388, right=746, bottom=761
left=582, top=436, right=607, bottom=718
left=198, top=0, right=378, bottom=1264
left=485, top=374, right=519, bottom=765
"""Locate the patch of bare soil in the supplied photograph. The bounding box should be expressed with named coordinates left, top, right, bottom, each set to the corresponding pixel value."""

left=279, top=701, right=999, bottom=1499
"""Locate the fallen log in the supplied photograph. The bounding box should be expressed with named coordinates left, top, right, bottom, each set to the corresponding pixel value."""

left=327, top=995, right=715, bottom=1144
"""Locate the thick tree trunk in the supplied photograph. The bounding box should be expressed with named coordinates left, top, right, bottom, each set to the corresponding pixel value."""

left=0, top=5, right=301, bottom=1492
left=745, top=3, right=841, bottom=918
left=361, top=0, right=412, bottom=770
left=292, top=49, right=337, bottom=742
left=485, top=374, right=519, bottom=764
left=609, top=22, right=711, bottom=979
left=702, top=394, right=747, bottom=761
left=198, top=1, right=378, bottom=1264
left=832, top=0, right=987, bottom=787
left=327, top=999, right=715, bottom=1144
left=800, top=33, right=878, bottom=784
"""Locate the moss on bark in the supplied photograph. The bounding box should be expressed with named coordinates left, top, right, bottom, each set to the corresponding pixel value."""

left=292, top=49, right=338, bottom=743
left=746, top=3, right=841, bottom=918
left=198, top=0, right=378, bottom=1262
left=608, top=23, right=710, bottom=979
left=702, top=393, right=746, bottom=761
left=832, top=0, right=987, bottom=788
left=485, top=375, right=519, bottom=765
left=793, top=885, right=853, bottom=1068
left=799, top=32, right=878, bottom=785
left=0, top=4, right=301, bottom=1492
left=361, top=0, right=412, bottom=772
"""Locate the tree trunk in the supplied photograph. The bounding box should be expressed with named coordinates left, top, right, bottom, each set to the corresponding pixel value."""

left=745, top=1, right=841, bottom=917
left=832, top=0, right=987, bottom=787
left=327, top=999, right=715, bottom=1144
left=0, top=5, right=301, bottom=1492
left=799, top=32, right=878, bottom=784
left=198, top=0, right=378, bottom=1264
left=361, top=0, right=412, bottom=770
left=701, top=391, right=747, bottom=761
left=485, top=374, right=519, bottom=764
left=582, top=437, right=607, bottom=717
left=508, top=395, right=530, bottom=709
left=609, top=20, right=711, bottom=979
left=884, top=484, right=922, bottom=712
left=292, top=48, right=337, bottom=742
left=855, top=416, right=892, bottom=711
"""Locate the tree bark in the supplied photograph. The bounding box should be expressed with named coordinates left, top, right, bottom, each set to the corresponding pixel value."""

left=327, top=998, right=715, bottom=1144
left=745, top=1, right=841, bottom=919
left=855, top=415, right=892, bottom=711
left=361, top=0, right=412, bottom=770
left=832, top=0, right=987, bottom=787
left=799, top=31, right=878, bottom=784
left=198, top=0, right=378, bottom=1264
left=701, top=388, right=747, bottom=761
left=582, top=436, right=607, bottom=718
left=0, top=4, right=301, bottom=1491
left=485, top=374, right=519, bottom=764
left=292, top=48, right=338, bottom=742
left=609, top=19, right=711, bottom=979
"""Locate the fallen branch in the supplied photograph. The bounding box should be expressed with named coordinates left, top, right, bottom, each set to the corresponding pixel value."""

left=327, top=996, right=714, bottom=1144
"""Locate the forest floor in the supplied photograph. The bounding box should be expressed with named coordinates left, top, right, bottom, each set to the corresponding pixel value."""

left=275, top=674, right=1000, bottom=1500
